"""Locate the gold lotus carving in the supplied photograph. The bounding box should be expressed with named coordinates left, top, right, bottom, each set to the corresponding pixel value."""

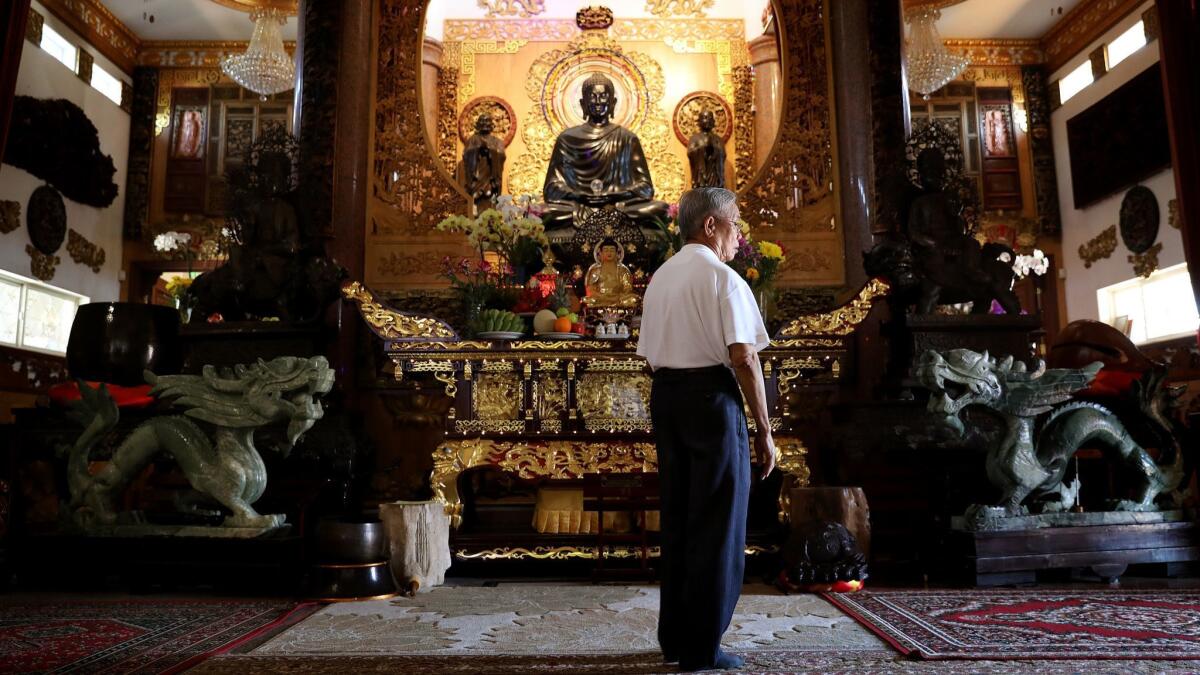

left=25, top=245, right=59, bottom=282
left=66, top=229, right=105, bottom=273
left=343, top=281, right=458, bottom=340
left=777, top=278, right=890, bottom=337
left=1079, top=225, right=1117, bottom=268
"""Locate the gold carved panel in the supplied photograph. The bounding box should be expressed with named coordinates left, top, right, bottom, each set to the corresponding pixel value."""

left=577, top=373, right=651, bottom=420
left=473, top=373, right=523, bottom=420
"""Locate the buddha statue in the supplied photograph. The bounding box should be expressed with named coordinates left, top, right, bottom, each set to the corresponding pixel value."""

left=582, top=239, right=639, bottom=308
left=462, top=113, right=506, bottom=210
left=686, top=109, right=726, bottom=188
left=541, top=73, right=669, bottom=238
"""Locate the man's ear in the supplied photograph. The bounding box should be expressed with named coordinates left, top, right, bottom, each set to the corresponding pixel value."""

left=702, top=215, right=716, bottom=237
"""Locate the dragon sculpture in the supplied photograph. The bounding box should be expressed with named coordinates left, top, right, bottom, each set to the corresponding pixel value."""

left=914, top=349, right=1187, bottom=528
left=62, top=356, right=334, bottom=532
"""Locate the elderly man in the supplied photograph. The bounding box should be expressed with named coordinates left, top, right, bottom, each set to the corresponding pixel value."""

left=637, top=187, right=776, bottom=671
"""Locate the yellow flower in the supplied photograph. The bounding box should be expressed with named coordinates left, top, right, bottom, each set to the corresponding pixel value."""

left=738, top=219, right=750, bottom=235
left=757, top=241, right=783, bottom=259
left=746, top=267, right=760, bottom=281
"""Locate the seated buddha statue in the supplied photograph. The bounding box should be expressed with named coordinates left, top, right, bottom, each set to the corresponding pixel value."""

left=541, top=73, right=670, bottom=239
left=582, top=239, right=639, bottom=309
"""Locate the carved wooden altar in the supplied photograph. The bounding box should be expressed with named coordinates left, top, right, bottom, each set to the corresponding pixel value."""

left=346, top=279, right=888, bottom=560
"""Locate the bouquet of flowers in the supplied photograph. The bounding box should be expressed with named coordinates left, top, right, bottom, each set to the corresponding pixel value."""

left=437, top=195, right=548, bottom=276
left=440, top=256, right=519, bottom=335
left=164, top=275, right=192, bottom=305
left=727, top=230, right=786, bottom=295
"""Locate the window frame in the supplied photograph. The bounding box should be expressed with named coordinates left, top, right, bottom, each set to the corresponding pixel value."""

left=90, top=62, right=124, bottom=106
left=38, top=22, right=78, bottom=72
left=1097, top=263, right=1200, bottom=346
left=0, top=269, right=89, bottom=357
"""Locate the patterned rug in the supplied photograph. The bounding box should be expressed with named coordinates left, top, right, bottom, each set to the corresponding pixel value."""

left=823, top=590, right=1200, bottom=660
left=0, top=600, right=307, bottom=674
left=241, top=583, right=884, bottom=656
left=189, top=651, right=1200, bottom=674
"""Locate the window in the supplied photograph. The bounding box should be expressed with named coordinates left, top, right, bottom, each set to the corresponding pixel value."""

left=1097, top=263, right=1200, bottom=345
left=39, top=23, right=77, bottom=72
left=0, top=270, right=89, bottom=355
left=90, top=64, right=123, bottom=105
left=1058, top=61, right=1095, bottom=104
left=1107, top=20, right=1147, bottom=69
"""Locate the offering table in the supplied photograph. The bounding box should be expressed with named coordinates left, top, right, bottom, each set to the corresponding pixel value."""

left=344, top=280, right=887, bottom=561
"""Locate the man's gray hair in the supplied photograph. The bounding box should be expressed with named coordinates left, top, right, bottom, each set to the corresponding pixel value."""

left=677, top=187, right=738, bottom=240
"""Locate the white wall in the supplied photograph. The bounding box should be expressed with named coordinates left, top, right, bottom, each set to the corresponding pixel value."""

left=1053, top=1, right=1184, bottom=323
left=0, top=3, right=129, bottom=301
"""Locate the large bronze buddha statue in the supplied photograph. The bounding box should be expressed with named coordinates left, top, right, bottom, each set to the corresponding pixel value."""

left=540, top=73, right=669, bottom=237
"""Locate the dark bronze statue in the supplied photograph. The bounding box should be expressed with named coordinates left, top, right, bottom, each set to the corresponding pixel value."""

left=866, top=148, right=1020, bottom=315
left=462, top=113, right=505, bottom=210
left=189, top=127, right=346, bottom=323
left=540, top=73, right=669, bottom=235
left=686, top=109, right=725, bottom=188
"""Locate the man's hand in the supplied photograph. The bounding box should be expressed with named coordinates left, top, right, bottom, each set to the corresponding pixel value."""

left=754, top=432, right=776, bottom=480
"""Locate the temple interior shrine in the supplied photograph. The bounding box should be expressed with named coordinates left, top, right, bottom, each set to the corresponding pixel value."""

left=0, top=0, right=1198, bottom=672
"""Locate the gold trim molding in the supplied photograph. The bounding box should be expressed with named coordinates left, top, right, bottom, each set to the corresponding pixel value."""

left=944, top=39, right=1044, bottom=66
left=1042, top=0, right=1145, bottom=73
left=777, top=278, right=889, bottom=337
left=206, top=0, right=298, bottom=13
left=154, top=68, right=224, bottom=137
left=138, top=40, right=296, bottom=68
left=443, top=18, right=746, bottom=42
left=646, top=0, right=715, bottom=18
left=38, top=0, right=140, bottom=74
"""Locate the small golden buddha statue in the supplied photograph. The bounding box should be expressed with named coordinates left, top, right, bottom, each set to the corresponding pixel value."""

left=583, top=239, right=639, bottom=308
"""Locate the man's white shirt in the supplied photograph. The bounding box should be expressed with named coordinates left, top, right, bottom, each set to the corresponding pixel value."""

left=637, top=243, right=769, bottom=371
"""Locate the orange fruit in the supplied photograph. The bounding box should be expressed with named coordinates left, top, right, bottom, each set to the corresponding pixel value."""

left=553, top=317, right=572, bottom=333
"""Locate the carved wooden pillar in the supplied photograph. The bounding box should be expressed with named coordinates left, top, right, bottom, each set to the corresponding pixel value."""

left=748, top=34, right=781, bottom=173
left=867, top=0, right=910, bottom=236
left=1156, top=0, right=1200, bottom=315
left=421, top=37, right=443, bottom=157
left=829, top=0, right=873, bottom=297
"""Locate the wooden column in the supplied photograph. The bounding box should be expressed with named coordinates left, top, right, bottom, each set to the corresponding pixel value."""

left=1156, top=0, right=1200, bottom=318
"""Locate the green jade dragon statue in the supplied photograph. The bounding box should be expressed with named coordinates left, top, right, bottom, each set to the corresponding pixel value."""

left=914, top=349, right=1187, bottom=530
left=62, top=356, right=334, bottom=533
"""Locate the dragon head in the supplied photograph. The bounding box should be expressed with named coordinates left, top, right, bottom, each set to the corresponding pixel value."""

left=915, top=349, right=1032, bottom=433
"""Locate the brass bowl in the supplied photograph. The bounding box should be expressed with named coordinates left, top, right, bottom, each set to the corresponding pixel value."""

left=314, top=515, right=386, bottom=563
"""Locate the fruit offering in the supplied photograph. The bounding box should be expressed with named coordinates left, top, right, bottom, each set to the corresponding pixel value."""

left=476, top=309, right=525, bottom=335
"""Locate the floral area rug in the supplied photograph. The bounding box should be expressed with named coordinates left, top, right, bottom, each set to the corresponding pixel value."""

left=823, top=590, right=1200, bottom=660
left=0, top=600, right=306, bottom=674
left=238, top=583, right=883, bottom=657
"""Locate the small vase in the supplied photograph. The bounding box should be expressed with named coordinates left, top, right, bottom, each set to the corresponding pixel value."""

left=174, top=298, right=191, bottom=324
left=757, top=287, right=775, bottom=323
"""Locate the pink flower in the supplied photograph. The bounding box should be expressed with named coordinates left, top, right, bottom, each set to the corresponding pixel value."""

left=667, top=203, right=679, bottom=219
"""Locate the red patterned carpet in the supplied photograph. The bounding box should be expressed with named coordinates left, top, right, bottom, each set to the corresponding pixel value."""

left=823, top=590, right=1200, bottom=660
left=0, top=600, right=308, bottom=674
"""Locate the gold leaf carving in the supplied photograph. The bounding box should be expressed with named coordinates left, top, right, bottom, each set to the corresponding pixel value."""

left=645, top=0, right=715, bottom=17
left=777, top=278, right=890, bottom=337
left=1129, top=242, right=1162, bottom=279
left=577, top=373, right=651, bottom=420
left=342, top=281, right=458, bottom=340
left=733, top=65, right=754, bottom=190
left=0, top=200, right=19, bottom=234
left=1168, top=199, right=1180, bottom=230
left=26, top=244, right=59, bottom=282
left=66, top=229, right=105, bottom=273
left=473, top=373, right=523, bottom=420
left=1078, top=224, right=1117, bottom=268
left=478, top=0, right=545, bottom=18
left=443, top=18, right=745, bottom=42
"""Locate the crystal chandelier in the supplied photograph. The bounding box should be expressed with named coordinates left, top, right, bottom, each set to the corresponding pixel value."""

left=221, top=8, right=295, bottom=99
left=904, top=7, right=969, bottom=99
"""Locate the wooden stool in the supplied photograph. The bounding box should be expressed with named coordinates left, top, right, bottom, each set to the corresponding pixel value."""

left=583, top=473, right=660, bottom=582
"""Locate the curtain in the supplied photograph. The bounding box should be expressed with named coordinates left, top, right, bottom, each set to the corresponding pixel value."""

left=0, top=0, right=32, bottom=164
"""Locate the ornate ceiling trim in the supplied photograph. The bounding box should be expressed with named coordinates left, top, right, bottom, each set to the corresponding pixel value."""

left=1041, top=0, right=1146, bottom=73
left=138, top=40, right=296, bottom=68
left=902, top=0, right=967, bottom=11
left=205, top=0, right=298, bottom=14
left=37, top=0, right=140, bottom=74
left=943, top=39, right=1044, bottom=66
left=442, top=18, right=745, bottom=42
left=645, top=0, right=715, bottom=18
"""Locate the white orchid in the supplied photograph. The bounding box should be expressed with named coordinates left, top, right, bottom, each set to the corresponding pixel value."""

left=1012, top=248, right=1050, bottom=279
left=153, top=231, right=192, bottom=253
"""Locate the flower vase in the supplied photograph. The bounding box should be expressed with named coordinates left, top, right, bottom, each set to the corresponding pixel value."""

left=757, top=287, right=775, bottom=324
left=174, top=298, right=192, bottom=325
